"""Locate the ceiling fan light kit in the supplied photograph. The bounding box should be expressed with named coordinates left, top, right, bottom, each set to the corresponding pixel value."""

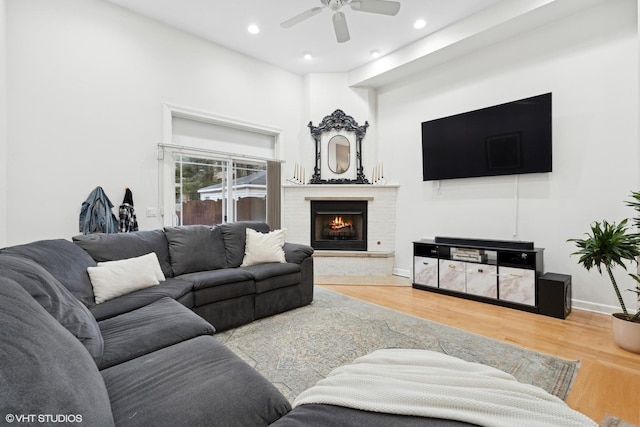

left=280, top=0, right=401, bottom=43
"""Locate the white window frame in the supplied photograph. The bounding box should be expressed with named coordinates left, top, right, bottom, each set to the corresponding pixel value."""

left=159, top=103, right=284, bottom=227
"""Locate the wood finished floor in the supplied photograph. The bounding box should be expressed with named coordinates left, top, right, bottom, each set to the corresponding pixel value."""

left=319, top=283, right=640, bottom=425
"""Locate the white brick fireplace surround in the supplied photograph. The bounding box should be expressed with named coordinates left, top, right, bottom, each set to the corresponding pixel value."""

left=282, top=184, right=399, bottom=276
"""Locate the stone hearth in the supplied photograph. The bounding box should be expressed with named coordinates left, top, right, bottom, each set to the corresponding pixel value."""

left=282, top=184, right=398, bottom=276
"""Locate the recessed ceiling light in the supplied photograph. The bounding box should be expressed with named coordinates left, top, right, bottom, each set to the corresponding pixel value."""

left=414, top=19, right=426, bottom=30
left=303, top=53, right=313, bottom=60
left=370, top=50, right=381, bottom=58
left=247, top=24, right=260, bottom=35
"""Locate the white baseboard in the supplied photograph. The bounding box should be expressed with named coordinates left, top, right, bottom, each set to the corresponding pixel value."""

left=393, top=268, right=411, bottom=278
left=571, top=299, right=620, bottom=316
left=322, top=269, right=626, bottom=317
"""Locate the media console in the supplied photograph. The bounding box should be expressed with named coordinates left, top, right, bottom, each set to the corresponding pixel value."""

left=413, top=237, right=553, bottom=315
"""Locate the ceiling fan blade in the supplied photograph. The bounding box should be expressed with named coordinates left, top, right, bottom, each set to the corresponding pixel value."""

left=332, top=11, right=350, bottom=43
left=280, top=7, right=324, bottom=29
left=349, top=0, right=401, bottom=16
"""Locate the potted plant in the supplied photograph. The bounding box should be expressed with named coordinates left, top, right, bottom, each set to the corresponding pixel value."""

left=625, top=190, right=640, bottom=317
left=568, top=194, right=640, bottom=353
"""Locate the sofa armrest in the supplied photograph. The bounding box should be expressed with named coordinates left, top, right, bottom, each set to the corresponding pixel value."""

left=283, top=242, right=314, bottom=264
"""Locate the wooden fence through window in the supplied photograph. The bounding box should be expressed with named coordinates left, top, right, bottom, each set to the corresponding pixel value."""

left=180, top=199, right=265, bottom=225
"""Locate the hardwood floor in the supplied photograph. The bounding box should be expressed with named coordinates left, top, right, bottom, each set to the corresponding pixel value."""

left=320, top=284, right=640, bottom=425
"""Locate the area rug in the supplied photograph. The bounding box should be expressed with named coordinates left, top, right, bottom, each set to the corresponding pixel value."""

left=215, top=286, right=579, bottom=403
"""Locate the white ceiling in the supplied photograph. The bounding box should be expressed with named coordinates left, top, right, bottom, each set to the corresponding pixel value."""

left=105, top=0, right=502, bottom=76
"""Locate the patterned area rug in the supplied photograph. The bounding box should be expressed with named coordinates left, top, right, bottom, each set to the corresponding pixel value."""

left=215, top=286, right=579, bottom=403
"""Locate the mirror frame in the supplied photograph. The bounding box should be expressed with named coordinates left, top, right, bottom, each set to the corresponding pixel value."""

left=308, top=109, right=369, bottom=184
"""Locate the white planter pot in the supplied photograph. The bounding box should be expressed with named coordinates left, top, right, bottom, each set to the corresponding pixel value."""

left=611, top=313, right=640, bottom=353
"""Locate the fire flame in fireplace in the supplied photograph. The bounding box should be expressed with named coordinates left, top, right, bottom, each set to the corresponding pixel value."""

left=329, top=216, right=352, bottom=230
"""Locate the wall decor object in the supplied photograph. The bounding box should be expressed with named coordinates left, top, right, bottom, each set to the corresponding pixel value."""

left=308, top=109, right=369, bottom=184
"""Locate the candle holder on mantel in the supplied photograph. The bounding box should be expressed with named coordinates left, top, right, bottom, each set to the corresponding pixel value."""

left=371, top=162, right=387, bottom=185
left=288, top=162, right=306, bottom=185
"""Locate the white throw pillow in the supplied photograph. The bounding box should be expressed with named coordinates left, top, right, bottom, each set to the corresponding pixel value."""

left=241, top=228, right=287, bottom=267
left=88, top=252, right=165, bottom=304
left=98, top=252, right=166, bottom=282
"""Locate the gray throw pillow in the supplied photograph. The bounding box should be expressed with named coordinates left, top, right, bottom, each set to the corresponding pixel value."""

left=163, top=225, right=227, bottom=275
left=219, top=221, right=271, bottom=268
left=73, top=230, right=173, bottom=278
left=0, top=255, right=104, bottom=364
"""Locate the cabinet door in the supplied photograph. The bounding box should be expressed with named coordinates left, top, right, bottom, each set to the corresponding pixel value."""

left=466, top=265, right=497, bottom=299
left=439, top=260, right=466, bottom=292
left=499, top=266, right=535, bottom=306
left=414, top=256, right=438, bottom=287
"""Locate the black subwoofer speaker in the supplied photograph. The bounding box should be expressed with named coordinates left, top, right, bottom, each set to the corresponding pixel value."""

left=538, top=273, right=572, bottom=319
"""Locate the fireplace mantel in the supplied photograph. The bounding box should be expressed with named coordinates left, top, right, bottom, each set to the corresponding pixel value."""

left=283, top=184, right=399, bottom=276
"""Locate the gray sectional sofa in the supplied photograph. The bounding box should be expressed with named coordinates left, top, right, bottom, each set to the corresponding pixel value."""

left=0, top=221, right=314, bottom=426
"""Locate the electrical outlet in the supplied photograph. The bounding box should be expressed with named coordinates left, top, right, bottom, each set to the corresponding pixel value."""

left=146, top=207, right=158, bottom=217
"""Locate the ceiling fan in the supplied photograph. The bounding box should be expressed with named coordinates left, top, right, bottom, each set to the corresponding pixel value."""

left=280, top=0, right=401, bottom=43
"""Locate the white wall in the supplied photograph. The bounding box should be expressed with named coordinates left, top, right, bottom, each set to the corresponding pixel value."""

left=4, top=0, right=303, bottom=245
left=378, top=0, right=638, bottom=313
left=299, top=73, right=378, bottom=183
left=3, top=0, right=639, bottom=314
left=0, top=0, right=7, bottom=247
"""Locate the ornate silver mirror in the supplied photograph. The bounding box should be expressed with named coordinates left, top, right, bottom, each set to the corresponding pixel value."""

left=308, top=109, right=369, bottom=184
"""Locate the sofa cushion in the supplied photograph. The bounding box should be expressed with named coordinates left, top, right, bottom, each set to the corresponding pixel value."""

left=241, top=262, right=301, bottom=282
left=219, top=221, right=271, bottom=268
left=181, top=268, right=255, bottom=291
left=101, top=335, right=291, bottom=427
left=98, top=297, right=215, bottom=369
left=0, top=254, right=104, bottom=364
left=88, top=253, right=165, bottom=304
left=180, top=269, right=255, bottom=306
left=164, top=225, right=227, bottom=275
left=193, top=280, right=256, bottom=306
left=74, top=229, right=174, bottom=278
left=0, top=238, right=97, bottom=307
left=0, top=276, right=115, bottom=426
left=241, top=263, right=302, bottom=294
left=90, top=277, right=194, bottom=321
left=241, top=228, right=287, bottom=267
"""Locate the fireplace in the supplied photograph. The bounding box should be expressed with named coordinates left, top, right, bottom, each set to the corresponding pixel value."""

left=311, top=200, right=367, bottom=251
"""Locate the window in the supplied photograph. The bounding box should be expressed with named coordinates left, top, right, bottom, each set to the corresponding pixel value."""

left=174, top=155, right=267, bottom=225
left=160, top=104, right=283, bottom=228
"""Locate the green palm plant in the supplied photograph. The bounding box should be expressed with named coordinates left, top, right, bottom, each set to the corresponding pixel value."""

left=568, top=218, right=640, bottom=321
left=627, top=275, right=640, bottom=322
left=625, top=190, right=640, bottom=322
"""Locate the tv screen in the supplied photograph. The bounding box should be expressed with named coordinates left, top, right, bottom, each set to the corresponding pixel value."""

left=421, top=93, right=552, bottom=181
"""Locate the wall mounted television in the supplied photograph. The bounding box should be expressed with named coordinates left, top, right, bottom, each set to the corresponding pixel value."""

left=421, top=93, right=552, bottom=181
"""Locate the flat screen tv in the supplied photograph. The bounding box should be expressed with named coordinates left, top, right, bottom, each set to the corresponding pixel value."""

left=421, top=93, right=552, bottom=181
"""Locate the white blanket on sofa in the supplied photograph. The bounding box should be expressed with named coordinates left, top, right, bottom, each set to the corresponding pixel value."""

left=293, top=349, right=596, bottom=427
